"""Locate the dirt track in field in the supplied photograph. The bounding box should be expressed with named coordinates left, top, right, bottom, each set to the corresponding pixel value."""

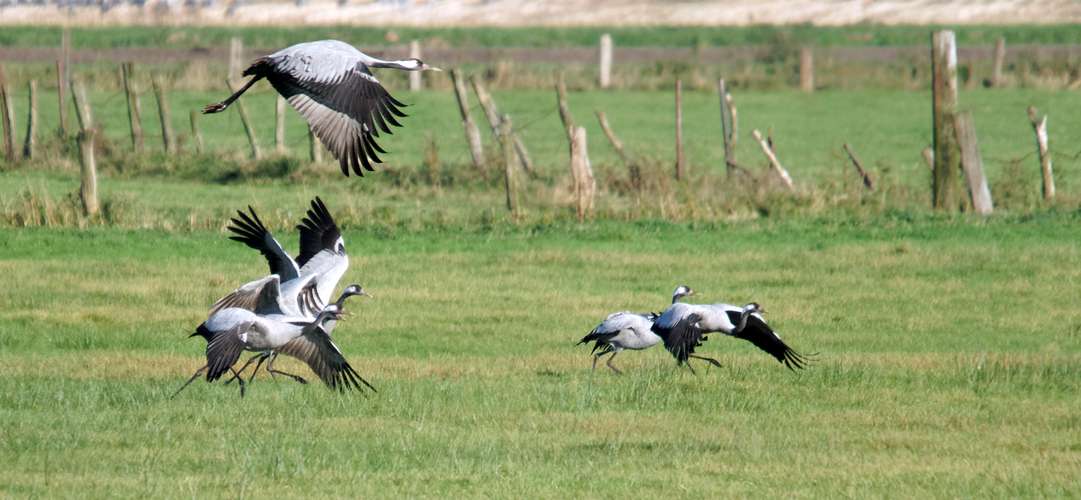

left=1, top=0, right=1080, bottom=28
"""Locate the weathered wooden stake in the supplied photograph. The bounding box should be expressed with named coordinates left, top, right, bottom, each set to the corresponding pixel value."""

left=122, top=63, right=144, bottom=152
left=718, top=78, right=737, bottom=176
left=308, top=126, right=322, bottom=163
left=450, top=69, right=486, bottom=174
left=189, top=109, right=204, bottom=154
left=921, top=148, right=934, bottom=171
left=931, top=30, right=962, bottom=211
left=991, top=36, right=1006, bottom=88
left=23, top=80, right=37, bottom=160
left=726, top=92, right=738, bottom=155
left=409, top=40, right=422, bottom=91
left=569, top=124, right=595, bottom=221
left=0, top=83, right=14, bottom=162
left=599, top=33, right=613, bottom=89
left=843, top=143, right=874, bottom=190
left=226, top=78, right=260, bottom=158
left=954, top=110, right=993, bottom=214
left=800, top=47, right=814, bottom=93
left=470, top=74, right=532, bottom=171
left=59, top=30, right=70, bottom=134
left=555, top=69, right=574, bottom=140
left=1028, top=106, right=1054, bottom=201
left=152, top=74, right=175, bottom=153
left=228, top=36, right=244, bottom=87
left=500, top=117, right=518, bottom=217
left=752, top=129, right=793, bottom=189
left=595, top=109, right=633, bottom=168
left=72, top=81, right=97, bottom=216
left=675, top=78, right=684, bottom=181
left=275, top=94, right=287, bottom=153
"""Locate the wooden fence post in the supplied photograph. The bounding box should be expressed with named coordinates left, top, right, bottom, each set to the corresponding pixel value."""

left=152, top=74, right=175, bottom=153
left=189, top=109, right=204, bottom=154
left=122, top=63, right=144, bottom=152
left=500, top=117, right=518, bottom=217
left=599, top=33, right=613, bottom=89
left=843, top=143, right=874, bottom=190
left=72, top=81, right=97, bottom=216
left=1028, top=106, right=1054, bottom=201
left=800, top=47, right=814, bottom=93
left=954, top=110, right=993, bottom=214
left=921, top=148, right=934, bottom=171
left=59, top=30, right=70, bottom=135
left=470, top=74, right=532, bottom=171
left=719, top=78, right=733, bottom=177
left=555, top=69, right=574, bottom=140
left=752, top=129, right=793, bottom=189
left=569, top=125, right=595, bottom=221
left=23, top=80, right=37, bottom=160
left=595, top=109, right=633, bottom=168
left=409, top=40, right=422, bottom=91
left=675, top=78, right=684, bottom=181
left=931, top=30, right=962, bottom=211
left=991, top=36, right=1006, bottom=88
left=450, top=69, right=486, bottom=174
left=1, top=83, right=14, bottom=162
left=726, top=92, right=738, bottom=158
left=226, top=78, right=260, bottom=158
left=275, top=94, right=287, bottom=153
left=308, top=125, right=322, bottom=163
left=228, top=36, right=244, bottom=87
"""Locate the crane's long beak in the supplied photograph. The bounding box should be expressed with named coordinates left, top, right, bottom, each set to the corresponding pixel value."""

left=421, top=63, right=441, bottom=72
left=360, top=290, right=373, bottom=298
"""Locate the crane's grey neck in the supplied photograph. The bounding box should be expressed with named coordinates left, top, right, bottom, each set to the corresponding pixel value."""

left=734, top=304, right=758, bottom=334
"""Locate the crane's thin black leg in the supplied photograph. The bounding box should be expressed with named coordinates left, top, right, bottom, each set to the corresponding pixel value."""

left=605, top=352, right=624, bottom=375
left=203, top=76, right=264, bottom=114
left=171, top=365, right=208, bottom=399
left=223, top=351, right=269, bottom=386
left=591, top=354, right=601, bottom=374
left=689, top=354, right=723, bottom=368
left=266, top=351, right=308, bottom=385
left=684, top=361, right=698, bottom=376
left=229, top=367, right=246, bottom=397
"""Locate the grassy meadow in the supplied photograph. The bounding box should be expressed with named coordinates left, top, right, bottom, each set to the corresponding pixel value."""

left=2, top=215, right=1081, bottom=497
left=1, top=23, right=1081, bottom=498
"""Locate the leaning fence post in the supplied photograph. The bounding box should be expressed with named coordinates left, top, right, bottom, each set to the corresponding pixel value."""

left=189, top=109, right=204, bottom=154
left=228, top=36, right=244, bottom=87
left=308, top=125, right=322, bottom=163
left=843, top=143, right=874, bottom=190
left=1028, top=106, right=1054, bottom=201
left=954, top=110, right=993, bottom=214
left=122, top=62, right=144, bottom=152
left=675, top=78, right=684, bottom=181
left=152, top=73, right=175, bottom=153
left=470, top=74, right=532, bottom=172
left=450, top=69, right=486, bottom=174
left=58, top=30, right=70, bottom=135
left=226, top=78, right=260, bottom=158
left=1, top=83, right=15, bottom=162
left=500, top=117, right=518, bottom=217
left=23, top=80, right=37, bottom=160
left=595, top=109, right=633, bottom=168
left=931, top=30, right=962, bottom=211
left=752, top=129, right=793, bottom=189
left=72, top=80, right=97, bottom=217
left=555, top=69, right=574, bottom=140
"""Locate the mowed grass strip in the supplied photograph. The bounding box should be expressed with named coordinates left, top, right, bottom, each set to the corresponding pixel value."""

left=1, top=218, right=1080, bottom=497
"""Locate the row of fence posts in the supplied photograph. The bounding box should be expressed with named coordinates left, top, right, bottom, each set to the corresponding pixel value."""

left=0, top=32, right=1061, bottom=220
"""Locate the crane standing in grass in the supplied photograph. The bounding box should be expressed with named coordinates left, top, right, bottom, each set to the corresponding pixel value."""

left=578, top=285, right=700, bottom=374
left=203, top=40, right=441, bottom=177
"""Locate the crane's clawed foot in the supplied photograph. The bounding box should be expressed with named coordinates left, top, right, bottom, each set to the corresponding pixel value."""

left=203, top=102, right=228, bottom=114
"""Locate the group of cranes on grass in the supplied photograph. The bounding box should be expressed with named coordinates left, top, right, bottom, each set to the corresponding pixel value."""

left=579, top=285, right=810, bottom=375
left=177, top=40, right=811, bottom=397
left=173, top=198, right=374, bottom=398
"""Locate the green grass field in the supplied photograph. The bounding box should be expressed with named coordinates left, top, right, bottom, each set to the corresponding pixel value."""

left=1, top=215, right=1080, bottom=497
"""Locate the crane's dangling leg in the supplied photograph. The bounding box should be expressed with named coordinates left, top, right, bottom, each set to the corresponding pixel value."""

left=171, top=364, right=209, bottom=399
left=265, top=351, right=308, bottom=385
left=229, top=367, right=246, bottom=397
left=689, top=354, right=722, bottom=369
left=604, top=351, right=624, bottom=375
left=202, top=76, right=264, bottom=114
left=223, top=351, right=271, bottom=386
